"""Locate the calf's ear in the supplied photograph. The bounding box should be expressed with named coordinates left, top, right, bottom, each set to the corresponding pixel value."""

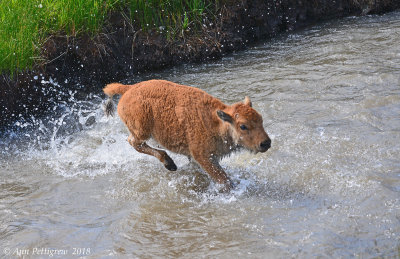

left=244, top=96, right=252, bottom=107
left=217, top=110, right=233, bottom=123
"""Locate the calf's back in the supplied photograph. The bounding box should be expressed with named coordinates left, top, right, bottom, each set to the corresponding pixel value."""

left=117, top=80, right=227, bottom=157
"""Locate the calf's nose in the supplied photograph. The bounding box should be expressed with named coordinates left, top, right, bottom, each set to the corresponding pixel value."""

left=259, top=139, right=271, bottom=152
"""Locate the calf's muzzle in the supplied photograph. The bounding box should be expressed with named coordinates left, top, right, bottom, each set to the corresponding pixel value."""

left=259, top=138, right=271, bottom=152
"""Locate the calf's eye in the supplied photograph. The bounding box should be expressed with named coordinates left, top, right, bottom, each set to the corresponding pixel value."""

left=240, top=124, right=248, bottom=130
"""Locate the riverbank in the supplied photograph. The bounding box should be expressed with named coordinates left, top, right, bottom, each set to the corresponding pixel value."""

left=1, top=0, right=399, bottom=129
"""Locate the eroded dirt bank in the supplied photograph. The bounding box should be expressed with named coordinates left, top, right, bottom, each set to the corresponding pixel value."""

left=1, top=0, right=399, bottom=130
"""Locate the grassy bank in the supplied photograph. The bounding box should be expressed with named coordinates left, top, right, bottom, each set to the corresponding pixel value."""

left=0, top=0, right=118, bottom=75
left=0, top=0, right=215, bottom=76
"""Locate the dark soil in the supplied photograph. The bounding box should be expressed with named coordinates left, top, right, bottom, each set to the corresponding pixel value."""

left=1, top=0, right=399, bottom=130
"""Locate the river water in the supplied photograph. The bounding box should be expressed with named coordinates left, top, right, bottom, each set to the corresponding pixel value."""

left=1, top=11, right=400, bottom=258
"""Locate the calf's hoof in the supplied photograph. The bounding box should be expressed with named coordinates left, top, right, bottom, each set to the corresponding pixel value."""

left=164, top=156, right=177, bottom=171
left=218, top=180, right=233, bottom=193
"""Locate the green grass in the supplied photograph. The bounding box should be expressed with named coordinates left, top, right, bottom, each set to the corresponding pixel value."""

left=128, top=0, right=209, bottom=38
left=0, top=0, right=120, bottom=76
left=0, top=0, right=43, bottom=75
left=0, top=0, right=219, bottom=76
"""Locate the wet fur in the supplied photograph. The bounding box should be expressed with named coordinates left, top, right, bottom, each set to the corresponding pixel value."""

left=103, top=97, right=115, bottom=117
left=103, top=80, right=270, bottom=191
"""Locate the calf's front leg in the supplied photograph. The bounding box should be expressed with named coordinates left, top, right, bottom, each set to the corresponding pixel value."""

left=191, top=152, right=232, bottom=192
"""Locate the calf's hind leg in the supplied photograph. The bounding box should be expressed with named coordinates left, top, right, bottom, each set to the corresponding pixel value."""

left=127, top=134, right=177, bottom=171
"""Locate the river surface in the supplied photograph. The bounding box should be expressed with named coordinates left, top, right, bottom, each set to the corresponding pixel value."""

left=1, top=11, right=400, bottom=258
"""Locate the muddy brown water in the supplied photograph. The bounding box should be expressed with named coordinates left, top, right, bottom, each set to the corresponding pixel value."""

left=1, top=11, right=400, bottom=258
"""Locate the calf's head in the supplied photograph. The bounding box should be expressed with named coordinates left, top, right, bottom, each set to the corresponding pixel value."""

left=217, top=96, right=271, bottom=153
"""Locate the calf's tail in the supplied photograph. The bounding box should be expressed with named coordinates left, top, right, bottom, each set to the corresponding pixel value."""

left=102, top=83, right=131, bottom=117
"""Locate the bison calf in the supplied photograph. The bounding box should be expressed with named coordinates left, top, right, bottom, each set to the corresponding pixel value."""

left=103, top=80, right=271, bottom=191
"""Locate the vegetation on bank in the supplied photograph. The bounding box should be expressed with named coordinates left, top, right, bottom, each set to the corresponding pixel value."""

left=0, top=0, right=218, bottom=76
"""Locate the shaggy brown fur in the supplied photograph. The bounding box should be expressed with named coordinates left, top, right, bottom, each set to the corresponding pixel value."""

left=103, top=80, right=271, bottom=191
